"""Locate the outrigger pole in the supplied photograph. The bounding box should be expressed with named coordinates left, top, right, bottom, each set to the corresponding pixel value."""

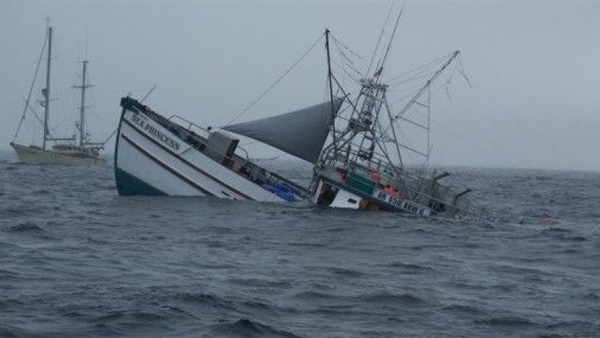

left=389, top=51, right=459, bottom=126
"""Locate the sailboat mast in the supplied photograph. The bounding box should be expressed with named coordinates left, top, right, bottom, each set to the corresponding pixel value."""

left=42, top=25, right=52, bottom=150
left=78, top=60, right=89, bottom=147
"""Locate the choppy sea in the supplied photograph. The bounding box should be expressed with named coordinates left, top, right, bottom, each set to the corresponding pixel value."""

left=1, top=150, right=599, bottom=338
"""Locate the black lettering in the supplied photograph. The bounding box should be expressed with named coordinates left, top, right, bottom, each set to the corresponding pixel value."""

left=131, top=114, right=145, bottom=128
left=141, top=122, right=181, bottom=151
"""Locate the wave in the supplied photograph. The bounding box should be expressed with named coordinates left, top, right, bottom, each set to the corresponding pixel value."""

left=0, top=324, right=35, bottom=338
left=1, top=205, right=45, bottom=218
left=475, top=316, right=539, bottom=327
left=292, top=290, right=336, bottom=300
left=5, top=222, right=48, bottom=235
left=536, top=227, right=587, bottom=242
left=92, top=309, right=173, bottom=334
left=442, top=304, right=487, bottom=315
left=358, top=291, right=426, bottom=306
left=206, top=318, right=303, bottom=338
left=226, top=278, right=292, bottom=288
left=0, top=269, right=20, bottom=282
left=385, top=262, right=435, bottom=273
left=176, top=292, right=235, bottom=310
left=286, top=241, right=325, bottom=248
left=327, top=267, right=366, bottom=278
left=544, top=320, right=597, bottom=330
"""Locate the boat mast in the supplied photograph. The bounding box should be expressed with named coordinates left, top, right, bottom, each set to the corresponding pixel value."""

left=75, top=60, right=91, bottom=147
left=42, top=24, right=52, bottom=150
left=325, top=29, right=338, bottom=154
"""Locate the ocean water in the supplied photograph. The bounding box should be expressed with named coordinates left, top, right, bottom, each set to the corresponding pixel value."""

left=1, top=150, right=599, bottom=338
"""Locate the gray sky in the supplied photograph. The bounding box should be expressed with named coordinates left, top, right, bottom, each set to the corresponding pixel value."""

left=1, top=1, right=599, bottom=172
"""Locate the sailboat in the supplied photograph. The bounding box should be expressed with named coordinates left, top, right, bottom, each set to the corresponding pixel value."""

left=10, top=24, right=105, bottom=165
left=114, top=27, right=484, bottom=217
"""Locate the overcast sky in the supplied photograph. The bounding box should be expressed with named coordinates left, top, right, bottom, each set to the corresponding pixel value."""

left=1, top=1, right=598, bottom=172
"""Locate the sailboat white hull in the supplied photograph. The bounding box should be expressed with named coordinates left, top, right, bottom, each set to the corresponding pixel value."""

left=115, top=98, right=306, bottom=202
left=11, top=142, right=104, bottom=166
left=11, top=25, right=105, bottom=166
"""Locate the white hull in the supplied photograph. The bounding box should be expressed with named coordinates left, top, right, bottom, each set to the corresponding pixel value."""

left=11, top=143, right=104, bottom=166
left=115, top=98, right=305, bottom=202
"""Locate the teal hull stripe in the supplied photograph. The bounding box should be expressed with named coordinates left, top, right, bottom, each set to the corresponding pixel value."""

left=121, top=117, right=252, bottom=200
left=120, top=134, right=214, bottom=196
left=115, top=167, right=167, bottom=196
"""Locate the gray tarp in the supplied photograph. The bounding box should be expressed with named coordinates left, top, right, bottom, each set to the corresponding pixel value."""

left=223, top=98, right=344, bottom=163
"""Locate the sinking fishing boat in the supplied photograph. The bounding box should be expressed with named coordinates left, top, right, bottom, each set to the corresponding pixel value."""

left=310, top=32, right=482, bottom=217
left=114, top=96, right=319, bottom=201
left=114, top=25, right=484, bottom=217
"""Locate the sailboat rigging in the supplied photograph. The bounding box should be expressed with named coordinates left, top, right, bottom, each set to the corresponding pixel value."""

left=11, top=22, right=107, bottom=165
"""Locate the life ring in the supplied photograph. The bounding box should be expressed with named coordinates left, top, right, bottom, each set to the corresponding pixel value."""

left=384, top=185, right=401, bottom=198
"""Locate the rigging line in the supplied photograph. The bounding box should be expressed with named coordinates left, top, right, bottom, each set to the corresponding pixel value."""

left=224, top=33, right=324, bottom=126
left=374, top=120, right=393, bottom=162
left=331, top=40, right=350, bottom=89
left=13, top=33, right=48, bottom=142
left=367, top=0, right=396, bottom=77
left=387, top=59, right=452, bottom=86
left=387, top=51, right=459, bottom=131
left=21, top=97, right=45, bottom=129
left=331, top=34, right=364, bottom=61
left=101, top=126, right=119, bottom=145
left=332, top=39, right=363, bottom=78
left=388, top=71, right=437, bottom=87
left=386, top=51, right=454, bottom=84
left=378, top=2, right=405, bottom=79
left=333, top=62, right=362, bottom=83
left=331, top=60, right=361, bottom=84
left=457, top=56, right=473, bottom=88
left=333, top=40, right=346, bottom=71
left=21, top=97, right=56, bottom=141
left=388, top=87, right=422, bottom=109
left=89, top=88, right=156, bottom=144
left=331, top=39, right=364, bottom=88
left=141, top=84, right=157, bottom=103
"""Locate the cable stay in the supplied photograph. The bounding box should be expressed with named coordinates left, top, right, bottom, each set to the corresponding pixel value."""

left=99, top=84, right=159, bottom=147
left=366, top=1, right=398, bottom=77
left=386, top=51, right=456, bottom=85
left=373, top=3, right=404, bottom=83
left=225, top=33, right=325, bottom=126
left=331, top=40, right=364, bottom=79
left=141, top=84, right=157, bottom=103
left=12, top=32, right=48, bottom=142
left=386, top=51, right=460, bottom=131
